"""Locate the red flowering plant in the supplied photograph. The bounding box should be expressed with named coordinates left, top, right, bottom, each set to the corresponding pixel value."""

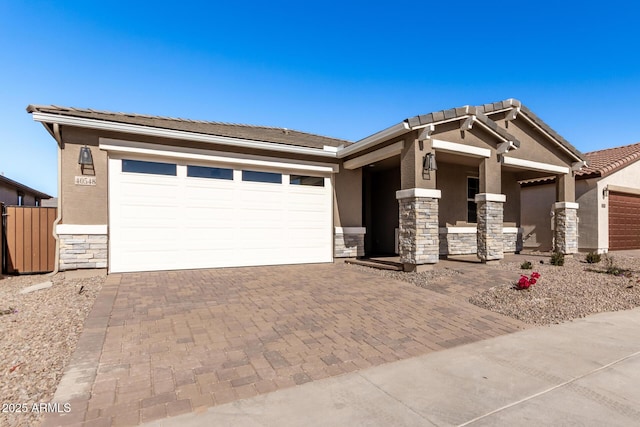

left=516, top=272, right=540, bottom=290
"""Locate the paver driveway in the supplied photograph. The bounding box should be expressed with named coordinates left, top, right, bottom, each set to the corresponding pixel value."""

left=44, top=262, right=526, bottom=426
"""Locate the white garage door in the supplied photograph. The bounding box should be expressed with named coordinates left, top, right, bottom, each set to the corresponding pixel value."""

left=108, top=156, right=333, bottom=273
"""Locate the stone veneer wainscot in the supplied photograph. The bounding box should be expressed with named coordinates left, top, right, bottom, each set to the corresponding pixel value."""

left=56, top=225, right=108, bottom=270
left=334, top=227, right=366, bottom=258
left=439, top=226, right=522, bottom=256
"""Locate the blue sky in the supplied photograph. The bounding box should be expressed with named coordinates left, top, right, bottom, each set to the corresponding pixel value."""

left=1, top=0, right=639, bottom=197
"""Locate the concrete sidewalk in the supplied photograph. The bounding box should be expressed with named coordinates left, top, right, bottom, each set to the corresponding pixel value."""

left=142, top=308, right=640, bottom=427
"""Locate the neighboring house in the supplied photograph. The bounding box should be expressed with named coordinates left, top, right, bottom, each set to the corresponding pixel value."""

left=27, top=99, right=586, bottom=273
left=0, top=174, right=51, bottom=206
left=521, top=142, right=640, bottom=253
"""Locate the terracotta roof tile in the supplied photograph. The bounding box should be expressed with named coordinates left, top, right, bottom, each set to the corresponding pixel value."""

left=576, top=142, right=640, bottom=178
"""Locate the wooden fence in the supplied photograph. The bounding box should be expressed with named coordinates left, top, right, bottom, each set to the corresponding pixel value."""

left=2, top=206, right=57, bottom=274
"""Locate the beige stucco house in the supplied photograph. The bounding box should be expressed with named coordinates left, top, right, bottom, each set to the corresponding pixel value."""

left=521, top=142, right=640, bottom=253
left=27, top=99, right=586, bottom=273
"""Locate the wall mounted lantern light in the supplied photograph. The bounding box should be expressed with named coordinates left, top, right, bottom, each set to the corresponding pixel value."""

left=423, top=152, right=437, bottom=172
left=78, top=145, right=94, bottom=174
left=602, top=186, right=609, bottom=199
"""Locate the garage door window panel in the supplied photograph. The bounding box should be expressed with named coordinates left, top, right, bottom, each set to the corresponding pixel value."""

left=290, top=175, right=324, bottom=187
left=242, top=170, right=282, bottom=183
left=122, top=159, right=177, bottom=176
left=187, top=165, right=233, bottom=180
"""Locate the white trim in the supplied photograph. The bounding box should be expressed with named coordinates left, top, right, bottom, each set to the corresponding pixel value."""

left=56, top=224, right=107, bottom=235
left=501, top=156, right=570, bottom=174
left=338, top=122, right=410, bottom=158
left=99, top=138, right=339, bottom=173
left=439, top=226, right=477, bottom=234
left=606, top=185, right=640, bottom=196
left=502, top=227, right=521, bottom=234
left=438, top=226, right=522, bottom=234
left=343, top=141, right=404, bottom=170
left=474, top=193, right=506, bottom=203
left=431, top=139, right=491, bottom=158
left=33, top=112, right=337, bottom=159
left=334, top=227, right=366, bottom=235
left=396, top=188, right=442, bottom=200
left=553, top=202, right=579, bottom=210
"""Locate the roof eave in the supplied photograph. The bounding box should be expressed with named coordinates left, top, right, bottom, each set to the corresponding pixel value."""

left=29, top=111, right=338, bottom=159
left=339, top=107, right=520, bottom=159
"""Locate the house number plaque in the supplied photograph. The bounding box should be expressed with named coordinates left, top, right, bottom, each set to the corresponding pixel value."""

left=74, top=176, right=96, bottom=186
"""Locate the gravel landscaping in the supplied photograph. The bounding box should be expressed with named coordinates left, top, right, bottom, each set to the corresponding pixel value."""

left=359, top=253, right=640, bottom=326
left=0, top=271, right=104, bottom=427
left=469, top=254, right=640, bottom=325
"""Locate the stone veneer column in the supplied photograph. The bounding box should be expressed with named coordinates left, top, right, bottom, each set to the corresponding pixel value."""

left=396, top=188, right=441, bottom=271
left=553, top=202, right=579, bottom=254
left=334, top=227, right=366, bottom=258
left=475, top=193, right=506, bottom=262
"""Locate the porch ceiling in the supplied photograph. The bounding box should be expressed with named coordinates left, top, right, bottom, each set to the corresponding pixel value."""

left=366, top=155, right=400, bottom=172
left=436, top=151, right=483, bottom=167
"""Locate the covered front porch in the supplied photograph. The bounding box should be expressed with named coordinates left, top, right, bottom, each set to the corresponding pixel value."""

left=336, top=100, right=586, bottom=272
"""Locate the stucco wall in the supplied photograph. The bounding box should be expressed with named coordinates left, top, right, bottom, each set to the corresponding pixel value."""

left=60, top=127, right=108, bottom=224
left=520, top=184, right=555, bottom=250
left=502, top=170, right=520, bottom=225
left=491, top=114, right=576, bottom=168
left=576, top=179, right=599, bottom=251
left=334, top=168, right=362, bottom=227
left=437, top=162, right=477, bottom=226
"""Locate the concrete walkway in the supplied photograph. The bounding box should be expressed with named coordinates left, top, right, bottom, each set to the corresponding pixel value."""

left=142, top=307, right=640, bottom=427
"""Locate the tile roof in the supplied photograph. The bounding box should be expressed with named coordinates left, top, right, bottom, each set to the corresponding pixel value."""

left=26, top=105, right=351, bottom=150
left=576, top=141, right=640, bottom=178
left=478, top=98, right=584, bottom=161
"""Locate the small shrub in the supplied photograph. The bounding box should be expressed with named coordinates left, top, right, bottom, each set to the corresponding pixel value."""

left=520, top=260, right=532, bottom=270
left=603, top=254, right=626, bottom=276
left=550, top=252, right=564, bottom=266
left=585, top=252, right=601, bottom=264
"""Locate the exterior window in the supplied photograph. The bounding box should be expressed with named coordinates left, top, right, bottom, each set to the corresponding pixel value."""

left=122, top=159, right=177, bottom=176
left=290, top=175, right=324, bottom=187
left=467, top=177, right=480, bottom=223
left=17, top=192, right=24, bottom=206
left=187, top=165, right=233, bottom=180
left=242, top=170, right=282, bottom=184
